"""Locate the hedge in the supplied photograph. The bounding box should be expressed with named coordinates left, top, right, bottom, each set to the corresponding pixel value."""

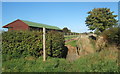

left=2, top=31, right=65, bottom=60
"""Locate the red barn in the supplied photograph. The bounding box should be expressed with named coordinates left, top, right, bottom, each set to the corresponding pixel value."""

left=3, top=19, right=62, bottom=32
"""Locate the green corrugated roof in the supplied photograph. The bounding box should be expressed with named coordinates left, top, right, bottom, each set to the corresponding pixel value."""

left=22, top=20, right=61, bottom=30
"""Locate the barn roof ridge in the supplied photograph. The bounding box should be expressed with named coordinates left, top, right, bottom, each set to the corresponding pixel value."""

left=21, top=19, right=61, bottom=30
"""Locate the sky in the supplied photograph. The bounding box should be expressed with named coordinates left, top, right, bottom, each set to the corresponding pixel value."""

left=1, top=2, right=118, bottom=33
left=1, top=0, right=119, bottom=2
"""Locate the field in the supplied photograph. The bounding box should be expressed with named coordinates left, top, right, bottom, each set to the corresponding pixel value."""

left=64, top=35, right=79, bottom=41
left=65, top=40, right=77, bottom=47
left=64, top=35, right=78, bottom=47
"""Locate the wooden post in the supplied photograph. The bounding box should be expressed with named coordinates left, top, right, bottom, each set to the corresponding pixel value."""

left=43, top=27, right=46, bottom=61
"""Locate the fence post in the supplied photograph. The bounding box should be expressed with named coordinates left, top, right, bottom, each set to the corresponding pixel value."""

left=43, top=27, right=46, bottom=61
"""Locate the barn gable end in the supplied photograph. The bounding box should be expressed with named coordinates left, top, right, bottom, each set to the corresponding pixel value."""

left=3, top=19, right=29, bottom=31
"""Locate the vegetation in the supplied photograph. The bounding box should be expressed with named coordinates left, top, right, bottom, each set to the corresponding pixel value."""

left=65, top=40, right=77, bottom=47
left=64, top=35, right=78, bottom=41
left=2, top=31, right=65, bottom=61
left=46, top=31, right=65, bottom=57
left=2, top=8, right=119, bottom=72
left=62, top=27, right=80, bottom=35
left=2, top=31, right=119, bottom=72
left=71, top=49, right=119, bottom=72
left=101, top=27, right=120, bottom=47
left=2, top=49, right=119, bottom=72
left=85, top=8, right=118, bottom=34
left=62, top=27, right=71, bottom=35
left=2, top=57, right=69, bottom=72
left=0, top=53, right=1, bottom=74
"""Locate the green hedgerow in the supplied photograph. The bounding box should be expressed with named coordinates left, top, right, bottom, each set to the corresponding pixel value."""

left=2, top=30, right=65, bottom=60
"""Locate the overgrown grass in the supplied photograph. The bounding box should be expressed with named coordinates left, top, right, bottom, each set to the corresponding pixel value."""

left=0, top=52, right=2, bottom=74
left=2, top=49, right=119, bottom=72
left=89, top=39, right=96, bottom=50
left=65, top=40, right=77, bottom=47
left=2, top=57, right=70, bottom=72
left=71, top=49, right=119, bottom=72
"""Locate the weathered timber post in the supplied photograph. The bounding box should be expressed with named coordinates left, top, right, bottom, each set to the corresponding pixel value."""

left=43, top=27, right=46, bottom=61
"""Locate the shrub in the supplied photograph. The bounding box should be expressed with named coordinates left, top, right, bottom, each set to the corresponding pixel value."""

left=101, top=27, right=120, bottom=46
left=2, top=30, right=65, bottom=60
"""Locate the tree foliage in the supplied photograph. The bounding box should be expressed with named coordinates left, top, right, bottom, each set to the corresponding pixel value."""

left=62, top=27, right=71, bottom=34
left=85, top=8, right=118, bottom=34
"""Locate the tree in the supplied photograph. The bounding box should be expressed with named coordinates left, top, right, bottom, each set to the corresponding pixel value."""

left=62, top=27, right=71, bottom=34
left=85, top=8, right=118, bottom=34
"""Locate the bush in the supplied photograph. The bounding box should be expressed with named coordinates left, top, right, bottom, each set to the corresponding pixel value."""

left=101, top=27, right=120, bottom=46
left=2, top=31, right=65, bottom=60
